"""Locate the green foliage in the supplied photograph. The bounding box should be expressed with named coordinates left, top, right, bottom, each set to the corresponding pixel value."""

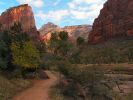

left=76, top=36, right=85, bottom=46
left=49, top=32, right=60, bottom=54
left=58, top=41, right=73, bottom=56
left=49, top=31, right=73, bottom=57
left=11, top=32, right=30, bottom=43
left=37, top=40, right=46, bottom=54
left=0, top=41, right=8, bottom=69
left=59, top=31, right=68, bottom=41
left=11, top=41, right=40, bottom=69
left=0, top=31, right=12, bottom=70
left=57, top=62, right=113, bottom=99
left=9, top=23, right=41, bottom=70
left=0, top=58, right=7, bottom=70
left=70, top=44, right=133, bottom=64
left=0, top=22, right=43, bottom=78
left=51, top=32, right=58, bottom=42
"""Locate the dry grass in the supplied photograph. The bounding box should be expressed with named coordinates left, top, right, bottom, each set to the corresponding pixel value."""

left=0, top=75, right=31, bottom=100
left=49, top=87, right=65, bottom=100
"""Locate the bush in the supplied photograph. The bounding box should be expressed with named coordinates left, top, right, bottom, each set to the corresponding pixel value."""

left=57, top=63, right=113, bottom=99
left=76, top=37, right=85, bottom=46
left=11, top=41, right=41, bottom=69
left=0, top=38, right=10, bottom=70
left=48, top=31, right=73, bottom=57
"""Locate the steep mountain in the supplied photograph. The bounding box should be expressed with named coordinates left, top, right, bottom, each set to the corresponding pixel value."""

left=39, top=22, right=61, bottom=42
left=39, top=22, right=61, bottom=35
left=89, top=0, right=133, bottom=43
left=39, top=22, right=92, bottom=42
left=0, top=4, right=40, bottom=41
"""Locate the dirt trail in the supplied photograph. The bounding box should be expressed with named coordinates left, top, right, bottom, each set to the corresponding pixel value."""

left=13, top=71, right=58, bottom=100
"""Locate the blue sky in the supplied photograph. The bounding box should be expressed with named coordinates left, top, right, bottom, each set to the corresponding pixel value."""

left=0, top=0, right=107, bottom=29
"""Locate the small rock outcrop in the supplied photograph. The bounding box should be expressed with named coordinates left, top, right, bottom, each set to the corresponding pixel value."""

left=0, top=4, right=40, bottom=41
left=89, top=0, right=133, bottom=43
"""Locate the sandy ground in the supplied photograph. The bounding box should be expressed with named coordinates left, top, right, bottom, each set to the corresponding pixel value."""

left=13, top=71, right=58, bottom=100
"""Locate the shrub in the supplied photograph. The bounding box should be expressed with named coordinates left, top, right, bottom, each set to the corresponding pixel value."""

left=76, top=36, right=85, bottom=46
left=11, top=41, right=41, bottom=69
left=57, top=63, right=113, bottom=99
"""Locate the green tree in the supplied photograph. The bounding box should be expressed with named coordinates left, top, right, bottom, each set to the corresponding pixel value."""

left=58, top=41, right=73, bottom=56
left=58, top=31, right=73, bottom=56
left=51, top=32, right=58, bottom=41
left=49, top=32, right=59, bottom=54
left=76, top=37, right=85, bottom=46
left=0, top=40, right=8, bottom=69
left=49, top=31, right=73, bottom=57
left=59, top=31, right=68, bottom=41
left=11, top=41, right=40, bottom=69
left=0, top=31, right=13, bottom=70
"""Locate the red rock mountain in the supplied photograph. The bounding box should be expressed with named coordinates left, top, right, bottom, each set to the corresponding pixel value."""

left=0, top=4, right=40, bottom=41
left=89, top=0, right=133, bottom=43
left=39, top=22, right=92, bottom=43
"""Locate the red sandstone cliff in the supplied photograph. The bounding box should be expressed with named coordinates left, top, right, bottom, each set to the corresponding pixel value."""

left=0, top=4, right=40, bottom=41
left=89, top=0, right=133, bottom=43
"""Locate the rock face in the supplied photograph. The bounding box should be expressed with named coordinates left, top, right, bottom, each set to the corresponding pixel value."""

left=89, top=0, right=133, bottom=43
left=63, top=25, right=92, bottom=41
left=39, top=22, right=92, bottom=43
left=39, top=22, right=60, bottom=35
left=39, top=22, right=61, bottom=42
left=0, top=4, right=40, bottom=41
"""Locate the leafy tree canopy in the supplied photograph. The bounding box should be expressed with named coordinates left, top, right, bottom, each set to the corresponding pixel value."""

left=11, top=41, right=41, bottom=69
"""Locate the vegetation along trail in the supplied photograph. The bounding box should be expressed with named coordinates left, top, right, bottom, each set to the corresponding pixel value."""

left=13, top=71, right=58, bottom=100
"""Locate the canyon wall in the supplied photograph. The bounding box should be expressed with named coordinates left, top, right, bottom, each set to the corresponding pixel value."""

left=89, top=0, right=133, bottom=43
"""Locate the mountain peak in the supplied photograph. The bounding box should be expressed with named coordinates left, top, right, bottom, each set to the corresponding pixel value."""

left=0, top=4, right=40, bottom=41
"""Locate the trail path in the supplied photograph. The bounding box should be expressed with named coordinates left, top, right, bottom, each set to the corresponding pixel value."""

left=13, top=71, right=58, bottom=100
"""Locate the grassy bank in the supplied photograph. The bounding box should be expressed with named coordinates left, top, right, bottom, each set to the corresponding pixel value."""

left=0, top=75, right=31, bottom=100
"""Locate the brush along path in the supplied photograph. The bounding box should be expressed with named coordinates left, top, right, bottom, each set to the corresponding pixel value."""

left=13, top=71, right=58, bottom=100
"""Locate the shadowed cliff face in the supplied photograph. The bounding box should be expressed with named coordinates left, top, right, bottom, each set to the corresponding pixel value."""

left=0, top=4, right=40, bottom=41
left=39, top=22, right=92, bottom=43
left=89, top=0, right=133, bottom=44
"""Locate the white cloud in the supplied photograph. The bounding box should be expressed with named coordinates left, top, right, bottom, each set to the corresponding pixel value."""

left=68, top=0, right=106, bottom=20
left=36, top=0, right=107, bottom=25
left=16, top=0, right=44, bottom=8
left=36, top=10, right=69, bottom=23
left=36, top=11, right=46, bottom=20
left=53, top=0, right=61, bottom=6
